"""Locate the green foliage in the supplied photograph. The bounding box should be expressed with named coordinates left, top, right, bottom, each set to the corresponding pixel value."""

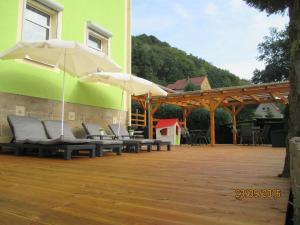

left=215, top=108, right=232, bottom=126
left=132, top=34, right=248, bottom=88
left=187, top=109, right=209, bottom=130
left=243, top=0, right=289, bottom=14
left=154, top=104, right=182, bottom=119
left=237, top=105, right=256, bottom=122
left=184, top=81, right=200, bottom=91
left=186, top=108, right=231, bottom=130
left=252, top=27, right=289, bottom=83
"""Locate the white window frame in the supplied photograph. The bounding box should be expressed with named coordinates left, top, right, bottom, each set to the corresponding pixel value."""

left=87, top=30, right=105, bottom=52
left=86, top=21, right=112, bottom=56
left=23, top=4, right=51, bottom=41
left=19, top=0, right=63, bottom=42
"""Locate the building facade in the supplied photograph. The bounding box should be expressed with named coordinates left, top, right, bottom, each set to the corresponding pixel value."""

left=0, top=0, right=131, bottom=141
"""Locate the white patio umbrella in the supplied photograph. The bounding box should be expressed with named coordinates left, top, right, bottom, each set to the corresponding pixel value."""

left=81, top=72, right=168, bottom=136
left=81, top=72, right=168, bottom=96
left=0, top=39, right=122, bottom=136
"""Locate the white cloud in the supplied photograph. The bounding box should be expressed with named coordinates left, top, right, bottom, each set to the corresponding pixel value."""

left=205, top=2, right=218, bottom=16
left=218, top=60, right=265, bottom=80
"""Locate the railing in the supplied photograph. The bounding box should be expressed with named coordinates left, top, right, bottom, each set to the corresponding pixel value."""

left=131, top=112, right=146, bottom=127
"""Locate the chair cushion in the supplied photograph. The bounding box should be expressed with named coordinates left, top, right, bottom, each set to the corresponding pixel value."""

left=109, top=124, right=130, bottom=140
left=82, top=122, right=112, bottom=140
left=7, top=115, right=48, bottom=141
left=43, top=120, right=76, bottom=140
left=25, top=137, right=90, bottom=145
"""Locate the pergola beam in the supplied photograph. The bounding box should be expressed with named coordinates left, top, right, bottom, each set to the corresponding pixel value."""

left=231, top=96, right=243, bottom=102
left=250, top=94, right=261, bottom=103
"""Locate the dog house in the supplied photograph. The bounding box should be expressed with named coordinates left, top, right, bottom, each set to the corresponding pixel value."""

left=156, top=119, right=181, bottom=145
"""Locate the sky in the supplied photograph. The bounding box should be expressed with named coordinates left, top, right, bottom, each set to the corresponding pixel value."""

left=132, top=0, right=289, bottom=80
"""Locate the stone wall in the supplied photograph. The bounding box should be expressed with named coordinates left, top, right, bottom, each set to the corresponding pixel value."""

left=0, top=92, right=127, bottom=142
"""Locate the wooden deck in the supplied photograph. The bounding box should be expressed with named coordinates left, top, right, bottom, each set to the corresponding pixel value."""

left=0, top=145, right=290, bottom=225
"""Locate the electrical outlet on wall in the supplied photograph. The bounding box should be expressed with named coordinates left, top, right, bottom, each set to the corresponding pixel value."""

left=15, top=106, right=25, bottom=116
left=68, top=112, right=75, bottom=121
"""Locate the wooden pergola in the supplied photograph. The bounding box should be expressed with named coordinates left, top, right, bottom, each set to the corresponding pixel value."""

left=132, top=81, right=290, bottom=146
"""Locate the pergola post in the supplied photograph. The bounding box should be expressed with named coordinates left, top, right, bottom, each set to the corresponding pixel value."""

left=148, top=100, right=161, bottom=139
left=232, top=106, right=237, bottom=145
left=147, top=93, right=152, bottom=139
left=210, top=108, right=215, bottom=146
left=223, top=105, right=244, bottom=145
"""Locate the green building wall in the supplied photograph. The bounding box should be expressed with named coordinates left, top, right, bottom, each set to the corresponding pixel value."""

left=0, top=0, right=127, bottom=110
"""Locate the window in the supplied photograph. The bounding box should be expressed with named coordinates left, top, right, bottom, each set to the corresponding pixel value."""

left=21, top=0, right=63, bottom=41
left=23, top=5, right=50, bottom=41
left=86, top=21, right=112, bottom=55
left=87, top=33, right=102, bottom=51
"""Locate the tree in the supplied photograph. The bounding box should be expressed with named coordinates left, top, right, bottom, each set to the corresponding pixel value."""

left=184, top=80, right=200, bottom=91
left=252, top=27, right=289, bottom=83
left=244, top=0, right=299, bottom=178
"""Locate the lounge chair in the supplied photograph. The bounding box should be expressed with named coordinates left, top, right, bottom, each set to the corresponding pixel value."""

left=42, top=120, right=123, bottom=157
left=0, top=115, right=95, bottom=160
left=108, top=124, right=152, bottom=152
left=82, top=122, right=116, bottom=140
left=82, top=122, right=125, bottom=155
left=109, top=124, right=171, bottom=152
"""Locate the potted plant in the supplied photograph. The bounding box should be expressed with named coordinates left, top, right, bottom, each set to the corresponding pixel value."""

left=128, top=126, right=135, bottom=136
left=99, top=127, right=105, bottom=136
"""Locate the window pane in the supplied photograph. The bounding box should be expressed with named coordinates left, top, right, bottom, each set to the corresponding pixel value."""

left=88, top=35, right=102, bottom=50
left=23, top=20, right=49, bottom=41
left=25, top=5, right=50, bottom=27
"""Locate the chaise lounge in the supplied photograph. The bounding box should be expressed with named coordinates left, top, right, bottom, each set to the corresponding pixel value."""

left=0, top=115, right=95, bottom=160
left=109, top=124, right=153, bottom=153
left=42, top=120, right=123, bottom=157
left=109, top=124, right=171, bottom=152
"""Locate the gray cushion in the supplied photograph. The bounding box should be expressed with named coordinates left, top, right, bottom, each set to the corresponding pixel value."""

left=82, top=122, right=112, bottom=140
left=109, top=124, right=130, bottom=140
left=7, top=115, right=48, bottom=141
left=43, top=120, right=76, bottom=140
left=25, top=137, right=89, bottom=145
left=82, top=123, right=103, bottom=136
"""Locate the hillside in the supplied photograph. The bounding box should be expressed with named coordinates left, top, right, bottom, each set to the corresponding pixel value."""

left=132, top=34, right=248, bottom=88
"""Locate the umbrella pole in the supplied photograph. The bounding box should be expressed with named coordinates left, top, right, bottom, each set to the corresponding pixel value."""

left=147, top=92, right=151, bottom=138
left=60, top=49, right=67, bottom=137
left=117, top=88, right=125, bottom=136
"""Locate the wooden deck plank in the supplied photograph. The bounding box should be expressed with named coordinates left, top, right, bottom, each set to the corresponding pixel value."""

left=0, top=145, right=290, bottom=225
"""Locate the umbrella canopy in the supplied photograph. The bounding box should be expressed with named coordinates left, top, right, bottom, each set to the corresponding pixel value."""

left=81, top=72, right=168, bottom=96
left=0, top=40, right=122, bottom=136
left=0, top=39, right=121, bottom=75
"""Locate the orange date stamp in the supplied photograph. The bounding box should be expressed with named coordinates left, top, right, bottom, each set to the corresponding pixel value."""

left=234, top=189, right=281, bottom=200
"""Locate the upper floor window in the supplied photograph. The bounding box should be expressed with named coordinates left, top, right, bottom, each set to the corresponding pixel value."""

left=21, top=0, right=63, bottom=41
left=87, top=32, right=103, bottom=52
left=86, top=21, right=112, bottom=55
